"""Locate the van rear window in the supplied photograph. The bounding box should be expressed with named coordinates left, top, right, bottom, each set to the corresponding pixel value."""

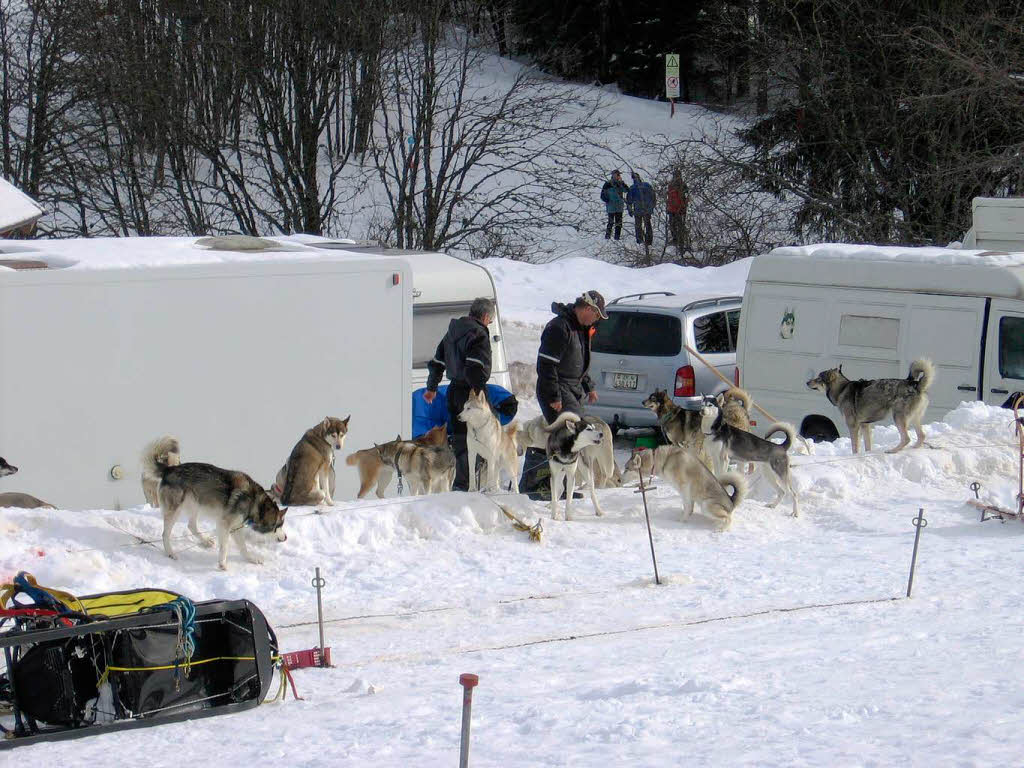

left=592, top=312, right=682, bottom=357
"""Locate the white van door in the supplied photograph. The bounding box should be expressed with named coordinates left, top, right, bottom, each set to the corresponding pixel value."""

left=984, top=299, right=1024, bottom=405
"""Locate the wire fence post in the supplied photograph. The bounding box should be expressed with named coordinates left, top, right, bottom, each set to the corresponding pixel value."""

left=907, top=509, right=927, bottom=597
left=637, top=465, right=661, bottom=585
left=312, top=567, right=327, bottom=665
left=459, top=673, right=479, bottom=768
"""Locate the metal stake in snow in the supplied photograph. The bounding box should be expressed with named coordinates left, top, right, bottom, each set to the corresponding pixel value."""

left=635, top=459, right=661, bottom=585
left=312, top=567, right=327, bottom=663
left=906, top=509, right=927, bottom=597
left=458, top=673, right=479, bottom=768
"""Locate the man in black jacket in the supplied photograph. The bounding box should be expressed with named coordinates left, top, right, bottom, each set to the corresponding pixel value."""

left=424, top=297, right=495, bottom=491
left=536, top=290, right=607, bottom=422
left=521, top=290, right=608, bottom=498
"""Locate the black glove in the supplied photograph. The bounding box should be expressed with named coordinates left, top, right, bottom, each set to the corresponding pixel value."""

left=495, top=394, right=519, bottom=421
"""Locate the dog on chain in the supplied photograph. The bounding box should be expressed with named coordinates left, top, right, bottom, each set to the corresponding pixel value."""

left=641, top=389, right=712, bottom=468
left=700, top=398, right=799, bottom=517
left=372, top=436, right=456, bottom=495
left=0, top=456, right=56, bottom=509
left=275, top=416, right=350, bottom=507
left=652, top=445, right=746, bottom=530
left=543, top=412, right=606, bottom=521
left=345, top=424, right=448, bottom=498
left=517, top=413, right=616, bottom=491
left=806, top=359, right=934, bottom=454
left=142, top=438, right=288, bottom=570
left=459, top=388, right=520, bottom=492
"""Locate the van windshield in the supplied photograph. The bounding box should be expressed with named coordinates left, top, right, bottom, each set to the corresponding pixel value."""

left=592, top=311, right=682, bottom=357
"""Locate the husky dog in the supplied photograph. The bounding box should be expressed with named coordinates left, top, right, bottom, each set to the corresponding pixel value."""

left=806, top=359, right=935, bottom=454
left=459, top=389, right=520, bottom=492
left=642, top=390, right=704, bottom=449
left=277, top=416, right=350, bottom=507
left=373, top=437, right=456, bottom=495
left=700, top=399, right=799, bottom=517
left=544, top=412, right=606, bottom=521
left=141, top=436, right=181, bottom=506
left=516, top=414, right=616, bottom=490
left=346, top=425, right=448, bottom=499
left=0, top=457, right=56, bottom=509
left=621, top=447, right=655, bottom=486
left=141, top=440, right=288, bottom=570
left=717, top=387, right=752, bottom=432
left=653, top=445, right=746, bottom=530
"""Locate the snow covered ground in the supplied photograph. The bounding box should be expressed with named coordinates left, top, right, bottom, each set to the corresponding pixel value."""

left=4, top=254, right=1024, bottom=765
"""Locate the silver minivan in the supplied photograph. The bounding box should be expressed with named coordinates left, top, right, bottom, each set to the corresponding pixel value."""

left=588, top=292, right=742, bottom=433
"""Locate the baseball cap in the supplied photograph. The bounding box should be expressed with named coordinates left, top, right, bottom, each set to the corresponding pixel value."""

left=581, top=290, right=609, bottom=319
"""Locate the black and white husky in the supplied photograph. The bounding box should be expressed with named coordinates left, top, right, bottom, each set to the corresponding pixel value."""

left=544, top=412, right=606, bottom=521
left=700, top=399, right=800, bottom=517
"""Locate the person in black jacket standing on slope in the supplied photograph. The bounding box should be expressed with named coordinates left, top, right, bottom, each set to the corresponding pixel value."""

left=521, top=290, right=609, bottom=497
left=424, top=297, right=494, bottom=491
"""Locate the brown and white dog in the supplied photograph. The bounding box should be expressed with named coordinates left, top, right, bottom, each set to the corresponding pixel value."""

left=345, top=425, right=449, bottom=498
left=275, top=416, right=350, bottom=507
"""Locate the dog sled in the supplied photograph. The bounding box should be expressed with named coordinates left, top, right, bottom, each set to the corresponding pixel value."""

left=0, top=573, right=279, bottom=748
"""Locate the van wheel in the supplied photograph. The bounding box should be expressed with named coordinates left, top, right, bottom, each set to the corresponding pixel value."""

left=800, top=416, right=839, bottom=443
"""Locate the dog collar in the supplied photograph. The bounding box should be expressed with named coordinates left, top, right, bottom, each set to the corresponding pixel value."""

left=550, top=454, right=576, bottom=466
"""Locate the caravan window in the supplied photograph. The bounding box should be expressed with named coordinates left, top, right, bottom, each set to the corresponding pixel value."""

left=413, top=302, right=474, bottom=369
left=998, top=316, right=1024, bottom=380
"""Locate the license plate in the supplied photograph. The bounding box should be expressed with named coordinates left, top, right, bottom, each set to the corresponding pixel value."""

left=613, top=372, right=638, bottom=390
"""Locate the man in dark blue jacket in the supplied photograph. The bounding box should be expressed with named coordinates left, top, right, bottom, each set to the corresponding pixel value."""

left=627, top=172, right=656, bottom=246
left=536, top=290, right=607, bottom=422
left=425, top=297, right=494, bottom=491
left=520, top=290, right=608, bottom=498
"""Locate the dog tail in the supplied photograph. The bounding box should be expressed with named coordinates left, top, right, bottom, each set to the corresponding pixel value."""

left=542, top=411, right=582, bottom=432
left=763, top=422, right=796, bottom=451
left=141, top=436, right=179, bottom=482
left=717, top=471, right=747, bottom=510
left=723, top=386, right=752, bottom=411
left=345, top=451, right=362, bottom=466
left=504, top=421, right=521, bottom=441
left=909, top=358, right=935, bottom=393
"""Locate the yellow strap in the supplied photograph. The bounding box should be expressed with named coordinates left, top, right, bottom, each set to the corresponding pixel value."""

left=107, top=654, right=281, bottom=673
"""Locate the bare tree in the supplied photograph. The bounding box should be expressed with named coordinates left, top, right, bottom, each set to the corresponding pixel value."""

left=370, top=4, right=611, bottom=258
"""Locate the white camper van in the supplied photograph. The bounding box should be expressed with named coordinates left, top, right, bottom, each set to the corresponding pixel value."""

left=737, top=200, right=1024, bottom=441
left=0, top=236, right=412, bottom=508
left=294, top=239, right=511, bottom=392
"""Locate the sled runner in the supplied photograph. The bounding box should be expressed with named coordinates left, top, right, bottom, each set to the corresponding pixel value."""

left=0, top=572, right=279, bottom=748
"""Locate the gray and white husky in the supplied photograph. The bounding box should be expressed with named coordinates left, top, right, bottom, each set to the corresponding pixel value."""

left=141, top=438, right=288, bottom=570
left=543, top=412, right=606, bottom=521
left=373, top=436, right=456, bottom=495
left=459, top=388, right=520, bottom=492
left=0, top=456, right=56, bottom=509
left=516, top=413, right=616, bottom=489
left=653, top=445, right=746, bottom=530
left=700, top=399, right=799, bottom=517
left=806, top=359, right=934, bottom=454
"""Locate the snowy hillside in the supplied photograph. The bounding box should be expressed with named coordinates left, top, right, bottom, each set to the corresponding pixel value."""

left=3, top=257, right=1024, bottom=765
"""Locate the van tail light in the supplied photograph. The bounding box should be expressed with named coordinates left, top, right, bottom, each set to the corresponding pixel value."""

left=674, top=365, right=695, bottom=397
left=733, top=366, right=740, bottom=387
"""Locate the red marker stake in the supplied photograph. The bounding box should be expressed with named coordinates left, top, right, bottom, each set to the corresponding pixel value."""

left=459, top=673, right=479, bottom=768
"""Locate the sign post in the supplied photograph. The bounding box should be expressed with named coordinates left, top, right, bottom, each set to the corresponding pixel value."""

left=665, top=53, right=680, bottom=116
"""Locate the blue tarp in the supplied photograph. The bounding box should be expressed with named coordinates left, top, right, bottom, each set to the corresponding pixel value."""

left=411, top=384, right=515, bottom=438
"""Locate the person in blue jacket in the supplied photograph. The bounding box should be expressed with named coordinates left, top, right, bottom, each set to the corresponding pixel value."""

left=600, top=170, right=628, bottom=240
left=627, top=171, right=656, bottom=246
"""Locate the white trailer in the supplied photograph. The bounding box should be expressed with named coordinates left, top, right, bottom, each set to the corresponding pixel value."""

left=0, top=236, right=412, bottom=509
left=289, top=239, right=511, bottom=391
left=737, top=238, right=1024, bottom=441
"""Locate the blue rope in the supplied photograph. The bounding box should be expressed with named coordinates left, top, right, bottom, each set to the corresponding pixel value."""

left=168, top=597, right=196, bottom=683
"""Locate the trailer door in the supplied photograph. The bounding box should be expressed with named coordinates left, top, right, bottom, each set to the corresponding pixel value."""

left=984, top=299, right=1024, bottom=406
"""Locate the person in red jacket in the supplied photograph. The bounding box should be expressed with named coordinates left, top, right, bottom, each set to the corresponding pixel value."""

left=667, top=170, right=689, bottom=248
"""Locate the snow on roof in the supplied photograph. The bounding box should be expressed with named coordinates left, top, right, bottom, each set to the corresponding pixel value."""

left=0, top=234, right=497, bottom=303
left=750, top=243, right=1024, bottom=300
left=0, top=176, right=43, bottom=234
